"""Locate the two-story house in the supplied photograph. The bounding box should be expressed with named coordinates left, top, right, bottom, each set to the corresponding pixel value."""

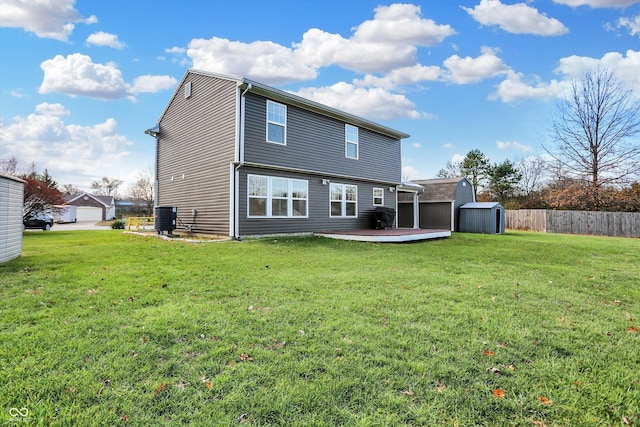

left=145, top=69, right=410, bottom=238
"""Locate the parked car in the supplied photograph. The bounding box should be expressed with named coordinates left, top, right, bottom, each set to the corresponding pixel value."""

left=23, top=212, right=54, bottom=231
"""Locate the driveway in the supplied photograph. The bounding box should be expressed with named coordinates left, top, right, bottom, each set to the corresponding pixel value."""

left=50, top=221, right=112, bottom=231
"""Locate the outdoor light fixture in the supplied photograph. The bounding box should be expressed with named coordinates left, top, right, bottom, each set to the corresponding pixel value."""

left=389, top=187, right=395, bottom=192
left=322, top=179, right=330, bottom=185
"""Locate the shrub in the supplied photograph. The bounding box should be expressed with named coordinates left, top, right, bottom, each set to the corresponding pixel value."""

left=111, top=219, right=125, bottom=229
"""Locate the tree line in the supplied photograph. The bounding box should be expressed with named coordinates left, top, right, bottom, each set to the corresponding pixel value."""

left=435, top=68, right=640, bottom=212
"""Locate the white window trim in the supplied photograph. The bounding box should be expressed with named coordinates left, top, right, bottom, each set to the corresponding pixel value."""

left=373, top=187, right=384, bottom=206
left=247, top=174, right=308, bottom=218
left=345, top=124, right=359, bottom=159
left=330, top=183, right=358, bottom=218
left=266, top=100, right=287, bottom=145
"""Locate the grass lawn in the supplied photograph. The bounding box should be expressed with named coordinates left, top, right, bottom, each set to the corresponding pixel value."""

left=1, top=230, right=639, bottom=426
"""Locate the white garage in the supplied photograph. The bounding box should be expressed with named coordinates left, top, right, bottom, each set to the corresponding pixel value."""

left=75, top=206, right=103, bottom=222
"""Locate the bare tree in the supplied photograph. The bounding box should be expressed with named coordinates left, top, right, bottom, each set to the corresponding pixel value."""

left=91, top=176, right=123, bottom=197
left=435, top=160, right=462, bottom=179
left=544, top=68, right=640, bottom=209
left=0, top=156, right=19, bottom=175
left=127, top=168, right=154, bottom=215
left=61, top=183, right=81, bottom=195
left=517, top=156, right=547, bottom=196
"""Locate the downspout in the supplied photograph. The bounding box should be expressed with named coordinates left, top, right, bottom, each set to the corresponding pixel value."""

left=233, top=83, right=252, bottom=240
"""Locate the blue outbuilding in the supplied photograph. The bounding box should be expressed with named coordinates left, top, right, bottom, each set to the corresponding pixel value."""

left=459, top=202, right=505, bottom=234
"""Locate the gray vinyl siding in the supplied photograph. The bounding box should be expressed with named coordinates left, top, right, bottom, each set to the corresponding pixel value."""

left=237, top=167, right=396, bottom=236
left=0, top=174, right=24, bottom=263
left=156, top=72, right=237, bottom=235
left=243, top=94, right=401, bottom=184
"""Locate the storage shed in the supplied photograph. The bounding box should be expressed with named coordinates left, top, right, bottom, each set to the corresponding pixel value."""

left=459, top=202, right=505, bottom=234
left=398, top=177, right=475, bottom=231
left=0, top=172, right=25, bottom=263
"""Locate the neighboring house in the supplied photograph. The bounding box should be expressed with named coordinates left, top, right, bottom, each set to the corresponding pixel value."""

left=398, top=177, right=475, bottom=231
left=0, top=172, right=24, bottom=263
left=145, top=69, right=410, bottom=238
left=64, top=193, right=116, bottom=221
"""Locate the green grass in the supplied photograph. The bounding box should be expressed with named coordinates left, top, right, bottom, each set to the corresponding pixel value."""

left=1, top=230, right=639, bottom=426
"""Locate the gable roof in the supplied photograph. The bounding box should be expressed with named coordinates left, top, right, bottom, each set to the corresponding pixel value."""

left=66, top=192, right=113, bottom=207
left=148, top=69, right=410, bottom=141
left=412, top=177, right=471, bottom=202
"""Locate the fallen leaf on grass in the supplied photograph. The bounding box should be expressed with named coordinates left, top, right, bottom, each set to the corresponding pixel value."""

left=540, top=396, right=553, bottom=405
left=436, top=381, right=446, bottom=394
left=402, top=389, right=414, bottom=396
left=153, top=383, right=168, bottom=396
left=622, top=416, right=631, bottom=425
left=123, top=415, right=129, bottom=421
left=238, top=354, right=254, bottom=362
left=493, top=389, right=505, bottom=398
left=483, top=350, right=495, bottom=356
left=627, top=326, right=638, bottom=333
left=206, top=381, right=212, bottom=389
left=501, top=364, right=515, bottom=371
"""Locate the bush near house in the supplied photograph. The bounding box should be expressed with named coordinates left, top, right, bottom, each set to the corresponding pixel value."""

left=1, top=231, right=638, bottom=426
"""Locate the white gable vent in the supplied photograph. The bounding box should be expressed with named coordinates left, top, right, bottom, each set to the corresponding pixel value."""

left=185, top=81, right=192, bottom=98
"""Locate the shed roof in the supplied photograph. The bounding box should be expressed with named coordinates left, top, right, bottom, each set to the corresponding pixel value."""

left=0, top=171, right=25, bottom=183
left=460, top=202, right=502, bottom=209
left=412, top=177, right=470, bottom=202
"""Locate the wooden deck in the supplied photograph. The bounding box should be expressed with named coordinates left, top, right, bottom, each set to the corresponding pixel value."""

left=314, top=228, right=451, bottom=243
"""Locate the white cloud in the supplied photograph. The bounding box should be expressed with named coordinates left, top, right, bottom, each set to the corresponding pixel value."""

left=182, top=3, right=455, bottom=83
left=451, top=153, right=465, bottom=163
left=492, top=71, right=563, bottom=102
left=443, top=47, right=511, bottom=84
left=0, top=0, right=96, bottom=41
left=187, top=37, right=316, bottom=86
left=493, top=50, right=640, bottom=102
left=38, top=53, right=178, bottom=99
left=402, top=165, right=422, bottom=180
left=292, top=82, right=423, bottom=121
left=86, top=31, right=125, bottom=49
left=355, top=64, right=442, bottom=90
left=463, top=0, right=568, bottom=36
left=1, top=103, right=134, bottom=188
left=496, top=140, right=532, bottom=151
left=39, top=53, right=131, bottom=99
left=553, top=0, right=640, bottom=8
left=412, top=142, right=421, bottom=148
left=132, top=75, right=178, bottom=93
left=443, top=143, right=454, bottom=149
left=617, top=15, right=640, bottom=36
left=555, top=49, right=640, bottom=93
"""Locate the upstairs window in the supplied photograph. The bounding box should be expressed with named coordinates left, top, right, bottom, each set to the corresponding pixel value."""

left=267, top=100, right=286, bottom=145
left=345, top=124, right=359, bottom=159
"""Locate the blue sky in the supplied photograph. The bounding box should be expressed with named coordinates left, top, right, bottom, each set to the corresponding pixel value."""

left=1, top=0, right=639, bottom=192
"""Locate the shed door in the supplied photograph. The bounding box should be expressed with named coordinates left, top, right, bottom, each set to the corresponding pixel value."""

left=76, top=206, right=103, bottom=221
left=419, top=202, right=452, bottom=230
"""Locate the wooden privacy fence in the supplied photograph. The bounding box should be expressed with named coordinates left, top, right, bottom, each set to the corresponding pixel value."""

left=506, top=210, right=640, bottom=238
